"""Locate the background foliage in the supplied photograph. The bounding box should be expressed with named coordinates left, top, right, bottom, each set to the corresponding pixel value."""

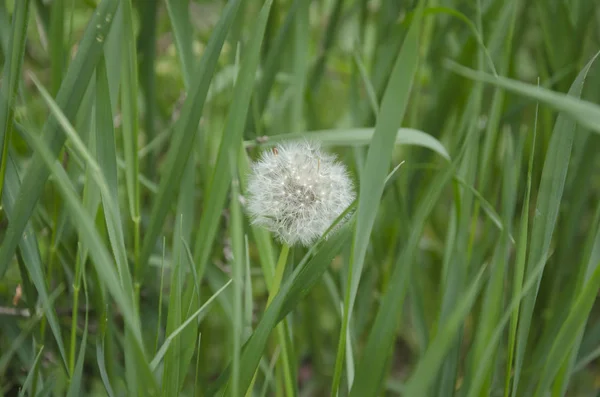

left=1, top=0, right=600, bottom=396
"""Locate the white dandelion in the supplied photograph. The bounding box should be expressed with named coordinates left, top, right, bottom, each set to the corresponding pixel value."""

left=246, top=140, right=355, bottom=246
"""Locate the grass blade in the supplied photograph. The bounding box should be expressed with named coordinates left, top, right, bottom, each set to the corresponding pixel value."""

left=331, top=5, right=423, bottom=394
left=120, top=0, right=141, bottom=279
left=150, top=280, right=232, bottom=371
left=139, top=0, right=242, bottom=268
left=403, top=265, right=487, bottom=397
left=510, top=51, right=600, bottom=396
left=0, top=0, right=119, bottom=277
left=0, top=0, right=30, bottom=202
left=245, top=128, right=450, bottom=160
left=18, top=345, right=44, bottom=397
left=191, top=0, right=273, bottom=279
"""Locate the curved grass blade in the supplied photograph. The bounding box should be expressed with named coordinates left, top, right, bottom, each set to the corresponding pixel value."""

left=0, top=0, right=119, bottom=277
left=447, top=57, right=600, bottom=135
left=245, top=128, right=450, bottom=160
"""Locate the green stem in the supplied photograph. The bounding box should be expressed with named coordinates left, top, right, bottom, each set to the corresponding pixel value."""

left=264, top=244, right=295, bottom=397
left=267, top=244, right=290, bottom=305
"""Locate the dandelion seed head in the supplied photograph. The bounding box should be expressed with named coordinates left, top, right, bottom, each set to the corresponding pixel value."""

left=246, top=140, right=355, bottom=246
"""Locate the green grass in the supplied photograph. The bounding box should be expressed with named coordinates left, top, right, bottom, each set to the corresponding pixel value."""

left=1, top=0, right=600, bottom=396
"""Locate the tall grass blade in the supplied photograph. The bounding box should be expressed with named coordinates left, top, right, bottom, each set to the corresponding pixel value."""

left=331, top=5, right=423, bottom=394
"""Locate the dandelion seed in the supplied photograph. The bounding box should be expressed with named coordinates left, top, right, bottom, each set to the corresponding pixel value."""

left=246, top=140, right=355, bottom=246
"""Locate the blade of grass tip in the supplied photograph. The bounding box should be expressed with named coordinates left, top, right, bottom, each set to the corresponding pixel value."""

left=231, top=158, right=245, bottom=397
left=182, top=236, right=201, bottom=306
left=504, top=90, right=539, bottom=397
left=2, top=152, right=68, bottom=371
left=191, top=0, right=273, bottom=279
left=510, top=52, right=600, bottom=396
left=121, top=0, right=141, bottom=282
left=0, top=0, right=119, bottom=277
left=403, top=265, right=488, bottom=397
left=331, top=5, right=423, bottom=394
left=150, top=280, right=233, bottom=371
left=18, top=346, right=44, bottom=397
left=139, top=0, right=242, bottom=268
left=0, top=0, right=30, bottom=206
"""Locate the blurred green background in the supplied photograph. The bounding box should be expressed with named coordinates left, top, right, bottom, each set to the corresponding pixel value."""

left=1, top=0, right=600, bottom=396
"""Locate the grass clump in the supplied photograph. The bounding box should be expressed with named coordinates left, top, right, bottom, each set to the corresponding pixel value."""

left=1, top=0, right=600, bottom=396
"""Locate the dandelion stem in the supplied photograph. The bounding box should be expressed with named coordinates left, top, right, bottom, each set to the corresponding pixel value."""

left=264, top=244, right=295, bottom=397
left=267, top=244, right=290, bottom=305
